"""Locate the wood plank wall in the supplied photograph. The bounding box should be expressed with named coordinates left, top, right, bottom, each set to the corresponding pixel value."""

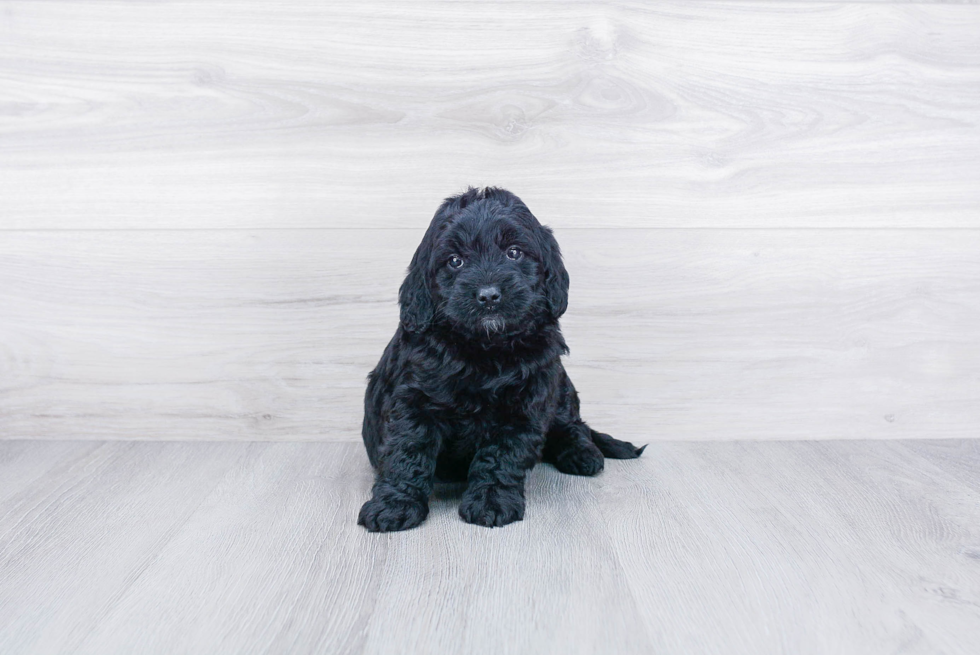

left=2, top=1, right=978, bottom=441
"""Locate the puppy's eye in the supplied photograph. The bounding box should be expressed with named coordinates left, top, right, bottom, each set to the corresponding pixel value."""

left=506, top=246, right=523, bottom=261
left=448, top=255, right=464, bottom=269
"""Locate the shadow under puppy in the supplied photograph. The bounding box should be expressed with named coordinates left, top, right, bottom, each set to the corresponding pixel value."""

left=359, top=187, right=644, bottom=532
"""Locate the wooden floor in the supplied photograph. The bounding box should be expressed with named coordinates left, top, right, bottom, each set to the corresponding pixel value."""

left=1, top=439, right=978, bottom=655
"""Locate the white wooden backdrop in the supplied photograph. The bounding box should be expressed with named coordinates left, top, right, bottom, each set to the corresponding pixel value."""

left=1, top=0, right=978, bottom=442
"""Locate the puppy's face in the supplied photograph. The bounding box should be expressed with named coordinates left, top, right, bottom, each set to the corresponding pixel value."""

left=432, top=211, right=540, bottom=337
left=399, top=188, right=569, bottom=340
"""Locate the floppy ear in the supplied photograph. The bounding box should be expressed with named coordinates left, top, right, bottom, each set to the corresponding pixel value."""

left=398, top=240, right=434, bottom=333
left=399, top=193, right=470, bottom=332
left=539, top=225, right=570, bottom=319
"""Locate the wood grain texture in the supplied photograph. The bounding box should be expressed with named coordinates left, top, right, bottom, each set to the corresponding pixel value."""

left=0, top=441, right=247, bottom=654
left=2, top=229, right=978, bottom=442
left=903, top=439, right=980, bottom=494
left=0, top=439, right=98, bottom=505
left=600, top=439, right=980, bottom=654
left=1, top=1, right=978, bottom=229
left=0, top=439, right=978, bottom=654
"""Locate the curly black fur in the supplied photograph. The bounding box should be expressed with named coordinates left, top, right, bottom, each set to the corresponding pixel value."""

left=358, top=187, right=644, bottom=532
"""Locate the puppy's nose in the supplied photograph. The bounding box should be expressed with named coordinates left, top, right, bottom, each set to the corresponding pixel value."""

left=477, top=286, right=502, bottom=307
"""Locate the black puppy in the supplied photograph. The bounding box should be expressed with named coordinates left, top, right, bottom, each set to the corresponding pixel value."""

left=358, top=187, right=643, bottom=532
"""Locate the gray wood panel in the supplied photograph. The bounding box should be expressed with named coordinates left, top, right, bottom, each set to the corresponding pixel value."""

left=0, top=440, right=99, bottom=505
left=903, top=440, right=980, bottom=494
left=0, top=441, right=247, bottom=654
left=2, top=1, right=978, bottom=229
left=600, top=439, right=980, bottom=654
left=0, top=439, right=978, bottom=654
left=2, top=229, right=978, bottom=442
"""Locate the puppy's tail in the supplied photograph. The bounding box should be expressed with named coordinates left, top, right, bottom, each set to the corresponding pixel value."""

left=590, top=429, right=646, bottom=459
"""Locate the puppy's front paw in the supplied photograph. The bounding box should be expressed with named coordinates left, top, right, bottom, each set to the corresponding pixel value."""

left=553, top=443, right=604, bottom=476
left=358, top=495, right=428, bottom=532
left=459, top=485, right=525, bottom=528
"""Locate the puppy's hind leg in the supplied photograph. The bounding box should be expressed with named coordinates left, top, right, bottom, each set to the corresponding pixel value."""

left=543, top=421, right=605, bottom=476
